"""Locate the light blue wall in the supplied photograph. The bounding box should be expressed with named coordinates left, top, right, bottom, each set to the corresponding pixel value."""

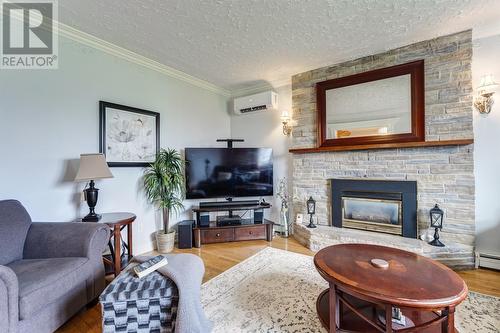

left=0, top=36, right=230, bottom=254
left=230, top=85, right=292, bottom=225
left=473, top=33, right=500, bottom=255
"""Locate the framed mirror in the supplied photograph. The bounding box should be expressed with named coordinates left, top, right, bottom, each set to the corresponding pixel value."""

left=316, top=60, right=425, bottom=148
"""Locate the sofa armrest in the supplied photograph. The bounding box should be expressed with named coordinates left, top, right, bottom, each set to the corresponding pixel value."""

left=0, top=265, right=19, bottom=333
left=23, top=222, right=110, bottom=259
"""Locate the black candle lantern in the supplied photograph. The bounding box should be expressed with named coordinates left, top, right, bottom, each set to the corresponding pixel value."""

left=306, top=196, right=317, bottom=228
left=429, top=204, right=445, bottom=247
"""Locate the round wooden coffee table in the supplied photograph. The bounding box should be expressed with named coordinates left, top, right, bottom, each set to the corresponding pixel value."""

left=314, top=244, right=468, bottom=333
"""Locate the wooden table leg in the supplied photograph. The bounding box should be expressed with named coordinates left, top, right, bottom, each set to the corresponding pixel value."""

left=113, top=225, right=121, bottom=277
left=127, top=222, right=133, bottom=259
left=266, top=223, right=273, bottom=241
left=194, top=229, right=201, bottom=248
left=337, top=290, right=343, bottom=328
left=385, top=305, right=393, bottom=333
left=446, top=306, right=455, bottom=333
left=329, top=283, right=337, bottom=333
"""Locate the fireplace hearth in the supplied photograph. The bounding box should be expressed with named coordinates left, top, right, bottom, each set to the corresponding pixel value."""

left=331, top=179, right=417, bottom=238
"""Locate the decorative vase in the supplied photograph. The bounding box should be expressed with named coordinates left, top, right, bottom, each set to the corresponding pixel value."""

left=279, top=202, right=290, bottom=237
left=156, top=230, right=175, bottom=253
left=276, top=177, right=290, bottom=237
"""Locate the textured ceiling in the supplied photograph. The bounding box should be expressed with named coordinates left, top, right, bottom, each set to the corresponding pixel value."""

left=59, top=0, right=500, bottom=92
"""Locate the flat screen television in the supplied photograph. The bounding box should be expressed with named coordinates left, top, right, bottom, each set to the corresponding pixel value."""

left=185, top=148, right=273, bottom=199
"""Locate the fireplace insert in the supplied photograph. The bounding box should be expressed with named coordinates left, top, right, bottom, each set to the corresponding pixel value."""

left=331, top=179, right=417, bottom=238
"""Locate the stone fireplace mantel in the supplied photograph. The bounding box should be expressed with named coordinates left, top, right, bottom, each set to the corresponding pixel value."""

left=290, top=30, right=476, bottom=264
left=293, top=223, right=474, bottom=270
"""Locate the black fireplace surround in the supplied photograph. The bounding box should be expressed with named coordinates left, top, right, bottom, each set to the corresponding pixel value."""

left=331, top=179, right=417, bottom=238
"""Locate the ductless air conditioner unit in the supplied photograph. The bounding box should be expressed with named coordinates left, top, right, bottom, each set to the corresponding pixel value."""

left=234, top=91, right=278, bottom=115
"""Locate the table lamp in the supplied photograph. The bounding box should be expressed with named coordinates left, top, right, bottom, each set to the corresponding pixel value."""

left=74, top=153, right=114, bottom=222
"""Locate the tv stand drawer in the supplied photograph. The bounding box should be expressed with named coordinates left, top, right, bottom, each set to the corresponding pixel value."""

left=200, top=228, right=234, bottom=243
left=192, top=220, right=273, bottom=247
left=234, top=225, right=266, bottom=241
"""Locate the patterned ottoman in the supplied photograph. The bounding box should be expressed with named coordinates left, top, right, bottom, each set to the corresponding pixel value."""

left=100, top=267, right=179, bottom=333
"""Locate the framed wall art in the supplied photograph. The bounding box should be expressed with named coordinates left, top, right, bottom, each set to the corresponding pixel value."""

left=99, top=101, right=160, bottom=167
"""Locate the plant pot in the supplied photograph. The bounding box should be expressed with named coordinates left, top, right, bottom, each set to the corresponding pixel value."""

left=156, top=230, right=175, bottom=253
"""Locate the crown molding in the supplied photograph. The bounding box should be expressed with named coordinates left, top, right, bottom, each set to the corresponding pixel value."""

left=473, top=21, right=500, bottom=40
left=231, top=77, right=291, bottom=97
left=7, top=10, right=289, bottom=98
left=56, top=22, right=232, bottom=97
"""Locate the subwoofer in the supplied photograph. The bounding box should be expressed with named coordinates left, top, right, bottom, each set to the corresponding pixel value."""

left=177, top=220, right=194, bottom=249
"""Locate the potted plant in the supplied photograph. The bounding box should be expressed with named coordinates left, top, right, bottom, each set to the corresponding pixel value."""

left=143, top=148, right=185, bottom=253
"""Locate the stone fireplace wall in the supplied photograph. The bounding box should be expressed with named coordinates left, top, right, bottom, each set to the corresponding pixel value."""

left=291, top=30, right=475, bottom=247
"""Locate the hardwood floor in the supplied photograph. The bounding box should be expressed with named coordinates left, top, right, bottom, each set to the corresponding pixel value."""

left=457, top=267, right=500, bottom=297
left=56, top=236, right=500, bottom=332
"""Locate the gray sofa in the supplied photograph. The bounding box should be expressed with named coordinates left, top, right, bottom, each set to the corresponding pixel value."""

left=0, top=199, right=110, bottom=333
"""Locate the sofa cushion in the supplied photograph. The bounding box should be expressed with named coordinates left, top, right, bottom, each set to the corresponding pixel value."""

left=7, top=257, right=90, bottom=320
left=0, top=200, right=32, bottom=265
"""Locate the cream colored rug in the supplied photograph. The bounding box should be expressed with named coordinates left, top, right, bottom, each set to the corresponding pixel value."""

left=201, top=247, right=500, bottom=333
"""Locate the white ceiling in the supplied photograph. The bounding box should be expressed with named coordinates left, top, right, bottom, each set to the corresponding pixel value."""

left=59, top=0, right=500, bottom=93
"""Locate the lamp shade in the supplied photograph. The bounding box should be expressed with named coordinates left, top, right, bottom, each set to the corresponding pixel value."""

left=74, top=153, right=114, bottom=182
left=281, top=111, right=290, bottom=121
left=478, top=74, right=499, bottom=94
left=479, top=74, right=498, bottom=88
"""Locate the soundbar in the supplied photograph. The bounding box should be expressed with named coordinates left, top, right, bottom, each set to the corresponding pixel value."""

left=200, top=200, right=260, bottom=208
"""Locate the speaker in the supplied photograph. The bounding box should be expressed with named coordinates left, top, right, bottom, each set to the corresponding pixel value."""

left=254, top=209, right=264, bottom=223
left=198, top=212, right=210, bottom=227
left=178, top=220, right=194, bottom=249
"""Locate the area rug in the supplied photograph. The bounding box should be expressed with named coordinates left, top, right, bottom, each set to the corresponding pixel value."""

left=201, top=247, right=500, bottom=333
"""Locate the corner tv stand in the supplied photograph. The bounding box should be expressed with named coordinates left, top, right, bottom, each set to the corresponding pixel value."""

left=192, top=201, right=273, bottom=247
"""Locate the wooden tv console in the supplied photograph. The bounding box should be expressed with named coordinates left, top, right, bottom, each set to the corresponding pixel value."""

left=192, top=219, right=273, bottom=248
left=192, top=202, right=273, bottom=247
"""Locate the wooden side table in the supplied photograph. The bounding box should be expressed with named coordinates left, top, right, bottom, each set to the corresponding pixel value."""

left=314, top=244, right=468, bottom=333
left=80, top=212, right=136, bottom=277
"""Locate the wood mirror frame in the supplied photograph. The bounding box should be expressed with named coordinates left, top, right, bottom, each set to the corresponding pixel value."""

left=316, top=60, right=425, bottom=148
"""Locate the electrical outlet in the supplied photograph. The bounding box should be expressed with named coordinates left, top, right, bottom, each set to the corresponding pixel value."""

left=81, top=191, right=86, bottom=202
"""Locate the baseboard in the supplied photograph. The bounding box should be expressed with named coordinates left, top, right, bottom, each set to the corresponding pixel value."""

left=477, top=251, right=500, bottom=270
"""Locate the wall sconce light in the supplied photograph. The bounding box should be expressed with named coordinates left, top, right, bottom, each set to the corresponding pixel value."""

left=281, top=111, right=292, bottom=136
left=474, top=74, right=498, bottom=115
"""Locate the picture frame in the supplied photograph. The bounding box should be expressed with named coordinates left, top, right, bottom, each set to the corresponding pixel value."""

left=99, top=101, right=160, bottom=167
